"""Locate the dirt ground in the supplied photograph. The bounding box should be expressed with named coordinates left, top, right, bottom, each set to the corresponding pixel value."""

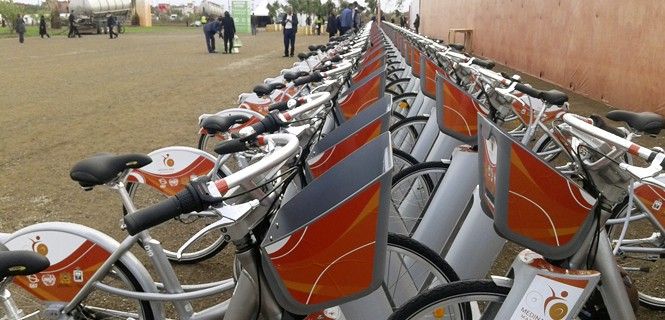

left=1, top=28, right=664, bottom=319
left=0, top=28, right=330, bottom=316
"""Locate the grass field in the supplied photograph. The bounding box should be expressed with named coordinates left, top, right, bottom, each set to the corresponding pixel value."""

left=0, top=24, right=195, bottom=38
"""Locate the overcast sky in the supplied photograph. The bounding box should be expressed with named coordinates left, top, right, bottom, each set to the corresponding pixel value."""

left=17, top=0, right=412, bottom=12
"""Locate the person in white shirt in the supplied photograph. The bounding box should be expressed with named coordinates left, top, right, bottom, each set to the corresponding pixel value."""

left=280, top=7, right=299, bottom=57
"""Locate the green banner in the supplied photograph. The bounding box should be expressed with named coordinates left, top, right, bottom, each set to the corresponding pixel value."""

left=232, top=0, right=251, bottom=34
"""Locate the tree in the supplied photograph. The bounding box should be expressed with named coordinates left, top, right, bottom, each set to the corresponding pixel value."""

left=266, top=1, right=281, bottom=23
left=323, top=0, right=335, bottom=15
left=0, top=1, right=22, bottom=31
left=366, top=0, right=377, bottom=15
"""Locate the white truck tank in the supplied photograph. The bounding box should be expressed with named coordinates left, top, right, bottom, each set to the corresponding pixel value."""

left=69, top=0, right=131, bottom=16
left=200, top=0, right=224, bottom=17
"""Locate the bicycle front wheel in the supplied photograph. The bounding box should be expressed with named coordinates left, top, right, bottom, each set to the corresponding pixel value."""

left=383, top=233, right=460, bottom=311
left=607, top=212, right=665, bottom=310
left=2, top=261, right=158, bottom=319
left=388, top=280, right=509, bottom=320
left=391, top=115, right=429, bottom=154
left=390, top=161, right=449, bottom=237
left=125, top=181, right=227, bottom=264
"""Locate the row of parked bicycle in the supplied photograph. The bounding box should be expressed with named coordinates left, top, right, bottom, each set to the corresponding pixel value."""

left=1, top=20, right=664, bottom=320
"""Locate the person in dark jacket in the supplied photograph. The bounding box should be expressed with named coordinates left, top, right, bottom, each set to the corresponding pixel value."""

left=280, top=7, right=298, bottom=57
left=107, top=14, right=118, bottom=39
left=68, top=10, right=81, bottom=38
left=203, top=16, right=222, bottom=53
left=326, top=11, right=337, bottom=38
left=221, top=11, right=236, bottom=54
left=39, top=15, right=50, bottom=38
left=250, top=13, right=257, bottom=35
left=414, top=14, right=420, bottom=34
left=15, top=14, right=26, bottom=43
left=339, top=2, right=353, bottom=34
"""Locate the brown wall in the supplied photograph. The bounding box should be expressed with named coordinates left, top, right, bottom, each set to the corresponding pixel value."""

left=418, top=0, right=665, bottom=113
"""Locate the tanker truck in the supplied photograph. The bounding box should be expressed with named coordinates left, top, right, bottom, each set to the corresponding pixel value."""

left=68, top=0, right=131, bottom=34
left=199, top=0, right=224, bottom=19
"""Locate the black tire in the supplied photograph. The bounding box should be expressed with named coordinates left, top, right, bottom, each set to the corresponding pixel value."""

left=607, top=211, right=665, bottom=310
left=386, top=88, right=401, bottom=96
left=392, top=148, right=420, bottom=176
left=5, top=261, right=157, bottom=319
left=124, top=181, right=228, bottom=264
left=382, top=233, right=460, bottom=311
left=391, top=92, right=419, bottom=116
left=390, top=115, right=429, bottom=154
left=533, top=134, right=564, bottom=162
left=388, top=280, right=510, bottom=320
left=390, top=161, right=449, bottom=237
left=391, top=110, right=406, bottom=126
left=386, top=78, right=411, bottom=95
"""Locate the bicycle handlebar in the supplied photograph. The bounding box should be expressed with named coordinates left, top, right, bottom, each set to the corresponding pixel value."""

left=563, top=113, right=665, bottom=171
left=124, top=133, right=300, bottom=236
left=471, top=58, right=495, bottom=69
left=293, top=72, right=324, bottom=86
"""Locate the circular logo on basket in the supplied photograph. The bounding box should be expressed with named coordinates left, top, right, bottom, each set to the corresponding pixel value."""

left=544, top=287, right=569, bottom=320
left=30, top=236, right=49, bottom=256
left=162, top=154, right=175, bottom=167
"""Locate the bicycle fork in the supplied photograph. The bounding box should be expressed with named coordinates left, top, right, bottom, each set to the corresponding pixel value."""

left=225, top=239, right=282, bottom=320
left=1, top=278, right=26, bottom=320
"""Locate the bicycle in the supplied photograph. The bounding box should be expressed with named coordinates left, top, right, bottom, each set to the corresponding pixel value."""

left=388, top=112, right=661, bottom=319
left=1, top=22, right=461, bottom=320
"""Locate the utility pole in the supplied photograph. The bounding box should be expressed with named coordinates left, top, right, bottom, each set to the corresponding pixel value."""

left=377, top=0, right=381, bottom=22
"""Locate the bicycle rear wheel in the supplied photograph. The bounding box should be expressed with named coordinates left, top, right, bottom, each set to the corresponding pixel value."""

left=387, top=280, right=509, bottom=320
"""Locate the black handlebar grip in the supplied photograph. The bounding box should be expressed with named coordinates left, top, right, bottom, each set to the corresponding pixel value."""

left=330, top=55, right=343, bottom=62
left=214, top=139, right=250, bottom=155
left=310, top=71, right=324, bottom=82
left=268, top=101, right=289, bottom=112
left=297, top=52, right=308, bottom=61
left=247, top=112, right=284, bottom=137
left=308, top=45, right=318, bottom=52
left=124, top=186, right=203, bottom=236
left=294, top=74, right=314, bottom=86
left=514, top=83, right=543, bottom=99
left=472, top=58, right=495, bottom=69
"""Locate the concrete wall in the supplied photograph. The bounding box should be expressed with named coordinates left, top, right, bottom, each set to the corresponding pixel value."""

left=416, top=0, right=665, bottom=113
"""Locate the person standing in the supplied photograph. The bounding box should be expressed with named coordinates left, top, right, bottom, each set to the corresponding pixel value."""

left=305, top=15, right=311, bottom=35
left=414, top=14, right=420, bottom=34
left=315, top=15, right=323, bottom=36
left=326, top=11, right=337, bottom=38
left=221, top=11, right=236, bottom=54
left=250, top=13, right=257, bottom=35
left=39, top=15, right=50, bottom=38
left=107, top=14, right=118, bottom=39
left=353, top=5, right=361, bottom=32
left=340, top=3, right=353, bottom=34
left=68, top=10, right=81, bottom=38
left=203, top=16, right=222, bottom=53
left=15, top=14, right=26, bottom=44
left=281, top=7, right=298, bottom=57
